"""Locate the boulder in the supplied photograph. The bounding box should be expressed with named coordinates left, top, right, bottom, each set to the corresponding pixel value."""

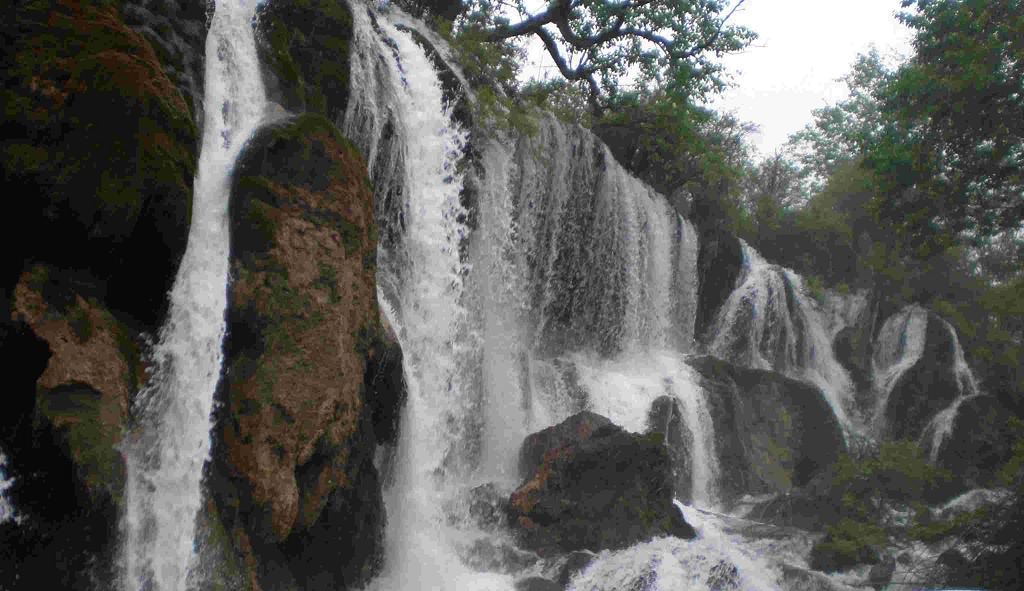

left=210, top=114, right=392, bottom=590
left=518, top=411, right=613, bottom=480
left=255, top=0, right=354, bottom=123
left=508, top=412, right=696, bottom=556
left=687, top=356, right=845, bottom=505
left=934, top=395, right=1016, bottom=487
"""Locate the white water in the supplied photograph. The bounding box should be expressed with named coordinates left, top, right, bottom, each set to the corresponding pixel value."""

left=120, top=1, right=266, bottom=589
left=871, top=305, right=928, bottom=434
left=871, top=304, right=981, bottom=451
left=567, top=503, right=787, bottom=591
left=0, top=453, right=14, bottom=524
left=919, top=315, right=981, bottom=461
left=710, top=242, right=860, bottom=436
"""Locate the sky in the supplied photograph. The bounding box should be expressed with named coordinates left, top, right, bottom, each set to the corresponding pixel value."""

left=707, top=0, right=914, bottom=156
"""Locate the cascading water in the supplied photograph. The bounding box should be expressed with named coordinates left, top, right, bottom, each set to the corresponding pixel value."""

left=871, top=304, right=928, bottom=433
left=120, top=1, right=266, bottom=589
left=342, top=3, right=837, bottom=588
left=871, top=303, right=981, bottom=452
left=710, top=241, right=860, bottom=435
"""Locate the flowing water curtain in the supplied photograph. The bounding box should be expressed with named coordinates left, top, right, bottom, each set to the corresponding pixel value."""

left=120, top=0, right=267, bottom=589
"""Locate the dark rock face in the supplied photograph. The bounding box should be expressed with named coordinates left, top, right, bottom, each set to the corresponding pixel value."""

left=121, top=0, right=208, bottom=126
left=694, top=226, right=745, bottom=341
left=687, top=356, right=845, bottom=504
left=882, top=311, right=965, bottom=441
left=1, top=0, right=196, bottom=329
left=935, top=395, right=1016, bottom=487
left=256, top=0, right=354, bottom=123
left=210, top=114, right=392, bottom=590
left=646, top=395, right=693, bottom=501
left=508, top=412, right=696, bottom=556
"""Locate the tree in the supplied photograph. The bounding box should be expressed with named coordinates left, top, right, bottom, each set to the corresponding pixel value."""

left=788, top=48, right=892, bottom=190
left=867, top=0, right=1024, bottom=252
left=460, top=0, right=756, bottom=113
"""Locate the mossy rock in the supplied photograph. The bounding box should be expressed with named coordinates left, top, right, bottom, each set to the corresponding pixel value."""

left=256, top=0, right=353, bottom=122
left=1, top=0, right=196, bottom=328
left=212, top=114, right=385, bottom=589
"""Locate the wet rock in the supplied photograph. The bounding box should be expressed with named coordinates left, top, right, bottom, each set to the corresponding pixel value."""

left=518, top=411, right=613, bottom=480
left=508, top=412, right=696, bottom=556
left=694, top=227, right=745, bottom=341
left=867, top=555, right=896, bottom=590
left=464, top=538, right=539, bottom=574
left=466, top=482, right=511, bottom=531
left=255, top=0, right=354, bottom=123
left=935, top=395, right=1016, bottom=488
left=211, top=114, right=387, bottom=590
left=121, top=0, right=208, bottom=125
left=0, top=267, right=143, bottom=590
left=779, top=564, right=862, bottom=591
left=881, top=310, right=967, bottom=441
left=687, top=356, right=844, bottom=505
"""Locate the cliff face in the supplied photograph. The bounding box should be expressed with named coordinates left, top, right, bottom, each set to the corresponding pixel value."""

left=0, top=0, right=196, bottom=586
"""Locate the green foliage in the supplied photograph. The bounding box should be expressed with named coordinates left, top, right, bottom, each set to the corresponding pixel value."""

left=461, top=0, right=755, bottom=112
left=866, top=0, right=1024, bottom=250
left=815, top=518, right=886, bottom=567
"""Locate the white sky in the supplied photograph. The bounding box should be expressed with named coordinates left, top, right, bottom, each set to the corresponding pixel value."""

left=519, top=0, right=913, bottom=158
left=706, top=0, right=913, bottom=156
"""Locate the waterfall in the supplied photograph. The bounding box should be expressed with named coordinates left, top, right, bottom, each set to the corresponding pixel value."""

left=871, top=304, right=980, bottom=450
left=871, top=304, right=928, bottom=433
left=710, top=242, right=860, bottom=435
left=120, top=1, right=266, bottom=589
left=345, top=6, right=485, bottom=589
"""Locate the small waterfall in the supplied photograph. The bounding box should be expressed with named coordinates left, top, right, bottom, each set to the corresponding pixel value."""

left=710, top=242, right=860, bottom=435
left=871, top=304, right=928, bottom=432
left=120, top=1, right=266, bottom=589
left=919, top=315, right=981, bottom=461
left=0, top=453, right=14, bottom=524
left=871, top=304, right=980, bottom=449
left=575, top=353, right=719, bottom=508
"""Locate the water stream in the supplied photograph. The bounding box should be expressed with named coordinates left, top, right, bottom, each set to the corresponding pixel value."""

left=120, top=1, right=267, bottom=588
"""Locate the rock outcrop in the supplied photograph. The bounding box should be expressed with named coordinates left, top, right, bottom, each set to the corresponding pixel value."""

left=508, top=412, right=696, bottom=556
left=688, top=356, right=845, bottom=504
left=0, top=266, right=144, bottom=589
left=210, top=113, right=394, bottom=590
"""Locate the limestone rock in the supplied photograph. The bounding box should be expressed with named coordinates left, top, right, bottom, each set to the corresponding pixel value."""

left=212, top=114, right=389, bottom=590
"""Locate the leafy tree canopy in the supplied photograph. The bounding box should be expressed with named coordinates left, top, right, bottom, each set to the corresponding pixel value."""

left=458, top=0, right=756, bottom=113
left=867, top=0, right=1024, bottom=252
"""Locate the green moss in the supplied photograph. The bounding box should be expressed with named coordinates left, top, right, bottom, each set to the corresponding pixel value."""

left=36, top=384, right=125, bottom=504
